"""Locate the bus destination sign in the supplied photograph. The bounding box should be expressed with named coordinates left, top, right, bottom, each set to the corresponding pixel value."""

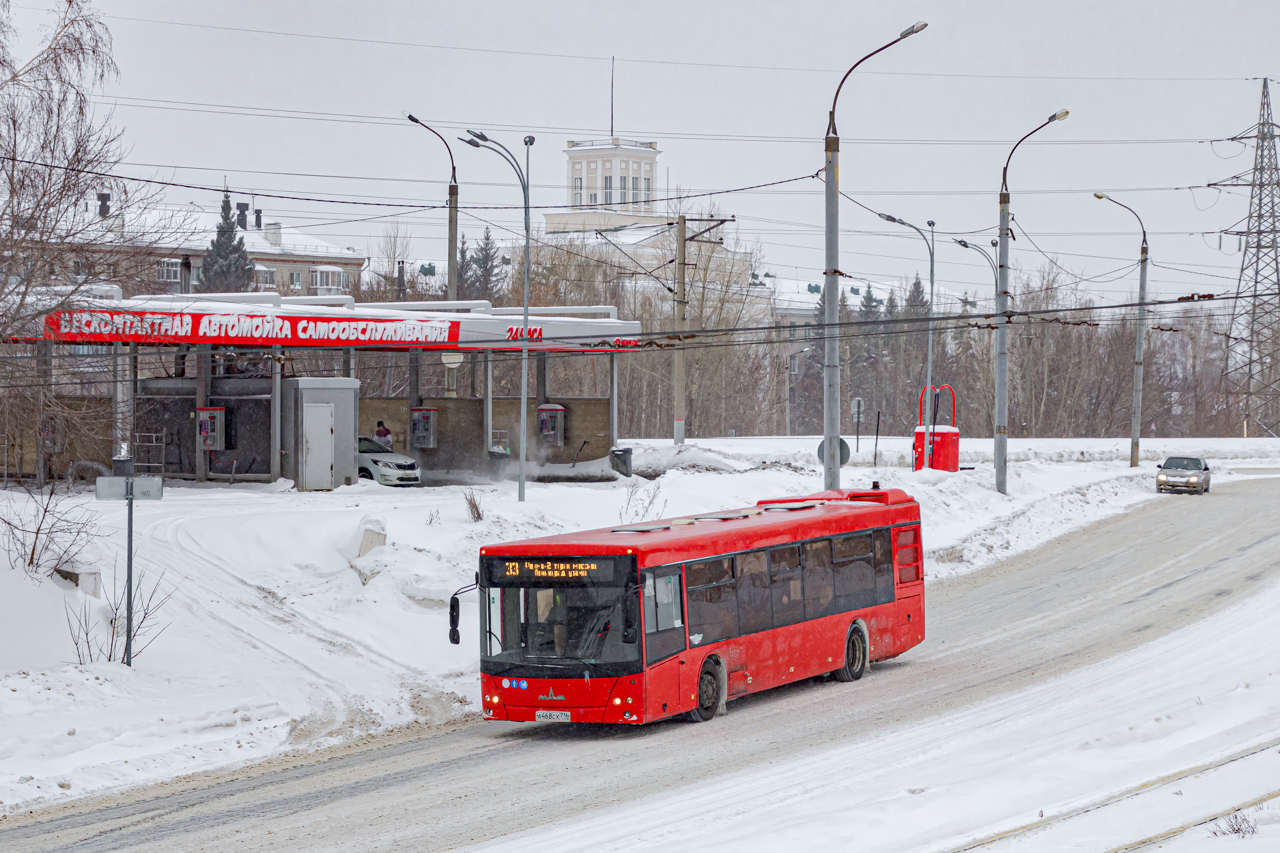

left=492, top=557, right=615, bottom=583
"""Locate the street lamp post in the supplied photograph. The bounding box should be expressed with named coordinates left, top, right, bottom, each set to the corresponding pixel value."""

left=880, top=213, right=936, bottom=465
left=461, top=130, right=536, bottom=501
left=1095, top=192, right=1149, bottom=467
left=405, top=114, right=459, bottom=301
left=995, top=109, right=1069, bottom=495
left=823, top=21, right=927, bottom=490
left=955, top=238, right=1000, bottom=287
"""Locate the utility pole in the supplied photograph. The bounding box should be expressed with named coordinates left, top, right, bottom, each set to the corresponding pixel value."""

left=447, top=180, right=459, bottom=301
left=823, top=22, right=926, bottom=490
left=784, top=357, right=791, bottom=437
left=996, top=191, right=1011, bottom=495
left=1096, top=192, right=1149, bottom=467
left=1133, top=239, right=1149, bottom=464
left=996, top=109, right=1068, bottom=495
left=673, top=214, right=686, bottom=445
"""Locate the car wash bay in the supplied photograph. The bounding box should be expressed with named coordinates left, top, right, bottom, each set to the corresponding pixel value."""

left=34, top=294, right=640, bottom=490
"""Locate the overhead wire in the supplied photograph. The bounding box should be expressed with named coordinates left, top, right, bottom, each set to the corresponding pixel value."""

left=80, top=10, right=1258, bottom=84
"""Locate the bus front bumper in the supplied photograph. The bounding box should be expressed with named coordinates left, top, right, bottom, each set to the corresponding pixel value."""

left=479, top=673, right=644, bottom=724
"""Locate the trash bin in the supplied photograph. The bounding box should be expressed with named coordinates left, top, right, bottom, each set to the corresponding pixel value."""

left=610, top=447, right=633, bottom=477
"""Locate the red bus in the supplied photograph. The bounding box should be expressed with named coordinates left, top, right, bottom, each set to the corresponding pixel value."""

left=453, top=486, right=924, bottom=724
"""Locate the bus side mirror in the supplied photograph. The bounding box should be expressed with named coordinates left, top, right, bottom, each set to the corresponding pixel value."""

left=1156, top=464, right=1162, bottom=469
left=448, top=595, right=461, bottom=645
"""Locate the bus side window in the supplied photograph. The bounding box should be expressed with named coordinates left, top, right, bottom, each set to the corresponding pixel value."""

left=643, top=567, right=686, bottom=664
left=687, top=558, right=737, bottom=646
left=896, top=526, right=922, bottom=583
left=736, top=550, right=771, bottom=635
left=769, top=545, right=804, bottom=628
left=802, top=539, right=835, bottom=618
left=833, top=534, right=875, bottom=612
left=873, top=529, right=895, bottom=605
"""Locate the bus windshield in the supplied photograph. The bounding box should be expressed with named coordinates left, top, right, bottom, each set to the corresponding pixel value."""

left=481, top=556, right=640, bottom=672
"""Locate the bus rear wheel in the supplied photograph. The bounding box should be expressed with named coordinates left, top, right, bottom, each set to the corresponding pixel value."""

left=687, top=661, right=720, bottom=723
left=834, top=625, right=867, bottom=682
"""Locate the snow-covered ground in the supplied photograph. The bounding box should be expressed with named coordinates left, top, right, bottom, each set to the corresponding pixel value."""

left=2, top=435, right=1280, bottom=824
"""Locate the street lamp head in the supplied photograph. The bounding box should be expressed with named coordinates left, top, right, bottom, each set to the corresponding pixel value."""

left=900, top=21, right=928, bottom=38
left=459, top=136, right=481, bottom=148
left=404, top=112, right=419, bottom=124
left=955, top=239, right=970, bottom=248
left=927, top=220, right=935, bottom=228
left=467, top=129, right=489, bottom=142
left=1094, top=191, right=1109, bottom=200
left=878, top=212, right=897, bottom=222
left=990, top=239, right=998, bottom=248
left=1050, top=109, right=1070, bottom=122
left=523, top=135, right=536, bottom=146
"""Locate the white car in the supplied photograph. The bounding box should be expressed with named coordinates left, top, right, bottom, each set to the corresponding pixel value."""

left=357, top=437, right=421, bottom=486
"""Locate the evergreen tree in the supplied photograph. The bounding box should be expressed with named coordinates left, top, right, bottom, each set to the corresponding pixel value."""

left=471, top=228, right=504, bottom=301
left=905, top=273, right=929, bottom=317
left=850, top=284, right=882, bottom=417
left=455, top=232, right=476, bottom=300
left=198, top=192, right=254, bottom=293
left=857, top=283, right=881, bottom=322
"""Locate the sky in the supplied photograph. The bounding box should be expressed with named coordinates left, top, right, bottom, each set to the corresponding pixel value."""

left=15, top=0, right=1280, bottom=309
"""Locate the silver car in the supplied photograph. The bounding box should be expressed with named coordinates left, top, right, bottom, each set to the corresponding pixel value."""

left=357, top=437, right=421, bottom=486
left=1156, top=456, right=1211, bottom=495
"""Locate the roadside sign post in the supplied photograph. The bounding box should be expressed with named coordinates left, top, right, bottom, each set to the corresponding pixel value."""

left=851, top=397, right=865, bottom=452
left=96, top=469, right=163, bottom=667
left=873, top=410, right=881, bottom=468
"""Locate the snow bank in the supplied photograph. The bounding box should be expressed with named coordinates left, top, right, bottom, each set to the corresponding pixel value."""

left=2, top=436, right=1280, bottom=813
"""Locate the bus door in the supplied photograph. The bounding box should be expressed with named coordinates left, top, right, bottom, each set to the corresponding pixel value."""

left=642, top=565, right=687, bottom=720
left=870, top=529, right=896, bottom=657
left=893, top=526, right=925, bottom=651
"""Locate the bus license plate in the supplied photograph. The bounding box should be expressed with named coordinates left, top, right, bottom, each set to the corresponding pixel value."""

left=535, top=710, right=571, bottom=723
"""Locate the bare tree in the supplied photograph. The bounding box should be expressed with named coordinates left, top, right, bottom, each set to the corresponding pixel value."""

left=0, top=0, right=177, bottom=336
left=0, top=480, right=97, bottom=579
left=65, top=562, right=172, bottom=664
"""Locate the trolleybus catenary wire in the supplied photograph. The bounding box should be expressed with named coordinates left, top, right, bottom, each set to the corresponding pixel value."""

left=2, top=293, right=1250, bottom=388
left=0, top=318, right=1240, bottom=398
left=0, top=310, right=1248, bottom=397
left=9, top=283, right=1257, bottom=361
left=78, top=11, right=1257, bottom=82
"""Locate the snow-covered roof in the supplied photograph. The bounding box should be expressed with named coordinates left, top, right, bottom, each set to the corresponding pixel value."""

left=134, top=204, right=366, bottom=263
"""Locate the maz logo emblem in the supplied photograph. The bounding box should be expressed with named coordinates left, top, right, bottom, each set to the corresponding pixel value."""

left=539, top=689, right=566, bottom=701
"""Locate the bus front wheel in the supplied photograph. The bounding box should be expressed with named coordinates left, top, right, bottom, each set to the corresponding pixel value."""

left=834, top=625, right=867, bottom=682
left=687, top=661, right=720, bottom=723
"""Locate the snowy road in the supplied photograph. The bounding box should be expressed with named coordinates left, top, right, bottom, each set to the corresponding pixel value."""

left=5, top=476, right=1280, bottom=852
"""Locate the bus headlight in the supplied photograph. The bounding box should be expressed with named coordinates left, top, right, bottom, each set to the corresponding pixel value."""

left=1157, top=474, right=1167, bottom=481
left=613, top=697, right=621, bottom=705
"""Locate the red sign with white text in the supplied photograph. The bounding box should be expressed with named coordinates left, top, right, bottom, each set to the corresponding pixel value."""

left=46, top=309, right=460, bottom=348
